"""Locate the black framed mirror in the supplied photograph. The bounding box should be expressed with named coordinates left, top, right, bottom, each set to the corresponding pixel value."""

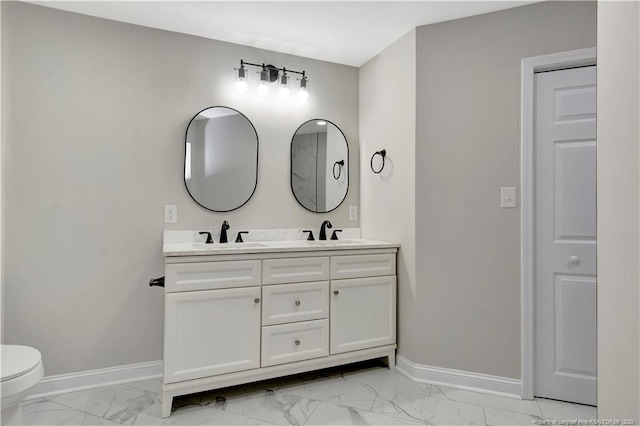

left=184, top=106, right=258, bottom=212
left=290, top=119, right=349, bottom=213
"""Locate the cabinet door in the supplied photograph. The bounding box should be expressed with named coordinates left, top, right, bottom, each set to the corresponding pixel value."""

left=330, top=276, right=396, bottom=354
left=164, top=287, right=261, bottom=383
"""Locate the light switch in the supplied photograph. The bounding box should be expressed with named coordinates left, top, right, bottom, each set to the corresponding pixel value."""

left=349, top=206, right=358, bottom=221
left=501, top=187, right=517, bottom=208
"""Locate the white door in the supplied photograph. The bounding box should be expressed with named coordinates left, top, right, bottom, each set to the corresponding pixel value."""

left=330, top=276, right=396, bottom=354
left=534, top=66, right=596, bottom=405
left=164, top=287, right=261, bottom=383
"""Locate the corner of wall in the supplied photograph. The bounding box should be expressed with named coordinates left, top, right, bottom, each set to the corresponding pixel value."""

left=597, top=0, right=640, bottom=419
left=1, top=0, right=5, bottom=344
left=359, top=28, right=417, bottom=361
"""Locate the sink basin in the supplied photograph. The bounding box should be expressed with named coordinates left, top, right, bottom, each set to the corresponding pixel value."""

left=309, top=239, right=363, bottom=246
left=191, top=242, right=266, bottom=249
left=265, top=239, right=366, bottom=248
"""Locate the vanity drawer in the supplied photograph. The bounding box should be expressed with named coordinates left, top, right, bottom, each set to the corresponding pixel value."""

left=330, top=254, right=396, bottom=279
left=262, top=281, right=329, bottom=326
left=262, top=257, right=330, bottom=285
left=261, top=319, right=329, bottom=367
left=165, top=260, right=261, bottom=292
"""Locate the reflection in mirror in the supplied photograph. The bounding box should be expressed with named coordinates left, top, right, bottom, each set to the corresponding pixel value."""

left=291, top=119, right=349, bottom=213
left=185, top=106, right=258, bottom=212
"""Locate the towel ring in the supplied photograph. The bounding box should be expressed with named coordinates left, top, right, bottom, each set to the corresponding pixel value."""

left=370, top=149, right=386, bottom=174
left=333, top=160, right=344, bottom=180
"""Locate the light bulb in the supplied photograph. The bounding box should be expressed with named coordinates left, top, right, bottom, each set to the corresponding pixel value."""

left=298, top=87, right=309, bottom=101
left=258, top=80, right=269, bottom=95
left=236, top=65, right=248, bottom=93
left=279, top=72, right=290, bottom=98
left=236, top=79, right=248, bottom=93
left=299, top=77, right=309, bottom=101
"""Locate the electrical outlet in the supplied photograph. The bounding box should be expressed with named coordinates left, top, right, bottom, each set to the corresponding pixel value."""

left=349, top=206, right=358, bottom=221
left=500, top=187, right=517, bottom=208
left=165, top=205, right=177, bottom=223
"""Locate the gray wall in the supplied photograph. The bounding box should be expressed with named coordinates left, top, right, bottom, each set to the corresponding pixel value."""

left=360, top=30, right=417, bottom=359
left=2, top=2, right=359, bottom=375
left=415, top=1, right=596, bottom=378
left=597, top=1, right=639, bottom=419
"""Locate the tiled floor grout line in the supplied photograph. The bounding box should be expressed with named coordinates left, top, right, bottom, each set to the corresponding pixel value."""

left=27, top=399, right=85, bottom=425
left=44, top=397, right=123, bottom=425
left=534, top=397, right=545, bottom=418
left=301, top=397, right=322, bottom=426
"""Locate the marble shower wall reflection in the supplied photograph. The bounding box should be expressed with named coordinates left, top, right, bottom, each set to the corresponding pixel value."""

left=291, top=131, right=322, bottom=211
left=291, top=120, right=349, bottom=213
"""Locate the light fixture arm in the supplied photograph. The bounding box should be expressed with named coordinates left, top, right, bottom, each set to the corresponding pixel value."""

left=239, top=60, right=307, bottom=78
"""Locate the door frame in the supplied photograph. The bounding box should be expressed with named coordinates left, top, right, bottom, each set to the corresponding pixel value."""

left=520, top=47, right=597, bottom=400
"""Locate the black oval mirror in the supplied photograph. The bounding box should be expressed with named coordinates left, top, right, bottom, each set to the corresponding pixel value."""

left=184, top=106, right=258, bottom=212
left=290, top=119, right=349, bottom=213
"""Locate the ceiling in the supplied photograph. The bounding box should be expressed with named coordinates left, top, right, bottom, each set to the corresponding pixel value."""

left=28, top=1, right=539, bottom=67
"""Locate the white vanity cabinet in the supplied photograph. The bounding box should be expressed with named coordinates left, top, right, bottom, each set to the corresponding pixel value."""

left=163, top=260, right=263, bottom=384
left=164, top=287, right=261, bottom=383
left=330, top=276, right=397, bottom=356
left=161, top=244, right=398, bottom=418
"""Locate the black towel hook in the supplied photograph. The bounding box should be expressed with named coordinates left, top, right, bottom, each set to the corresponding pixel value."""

left=371, top=149, right=386, bottom=174
left=333, top=160, right=344, bottom=180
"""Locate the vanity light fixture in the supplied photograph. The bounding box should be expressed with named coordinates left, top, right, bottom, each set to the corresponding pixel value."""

left=236, top=60, right=309, bottom=100
left=316, top=121, right=327, bottom=126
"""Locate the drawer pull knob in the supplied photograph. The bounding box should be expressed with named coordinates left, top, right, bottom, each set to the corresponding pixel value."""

left=333, top=290, right=339, bottom=295
left=295, top=339, right=301, bottom=346
left=254, top=298, right=260, bottom=304
left=295, top=300, right=301, bottom=307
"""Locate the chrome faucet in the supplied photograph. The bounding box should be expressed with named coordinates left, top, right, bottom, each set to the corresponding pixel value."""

left=319, top=220, right=333, bottom=240
left=220, top=221, right=230, bottom=243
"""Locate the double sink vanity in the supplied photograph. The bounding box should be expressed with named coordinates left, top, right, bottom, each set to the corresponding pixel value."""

left=159, top=106, right=397, bottom=417
left=160, top=229, right=398, bottom=417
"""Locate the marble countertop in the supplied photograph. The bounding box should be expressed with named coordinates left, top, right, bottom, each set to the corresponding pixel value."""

left=163, top=238, right=399, bottom=257
left=163, top=229, right=398, bottom=256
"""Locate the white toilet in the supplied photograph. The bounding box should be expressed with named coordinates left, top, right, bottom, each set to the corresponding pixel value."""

left=1, top=345, right=44, bottom=425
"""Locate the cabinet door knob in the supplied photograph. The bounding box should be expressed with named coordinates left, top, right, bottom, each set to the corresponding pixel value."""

left=333, top=290, right=339, bottom=295
left=295, top=339, right=301, bottom=346
left=254, top=298, right=260, bottom=304
left=295, top=300, right=301, bottom=307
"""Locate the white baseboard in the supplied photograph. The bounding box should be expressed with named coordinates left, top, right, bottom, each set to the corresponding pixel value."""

left=28, top=360, right=163, bottom=400
left=29, top=357, right=522, bottom=402
left=396, top=355, right=523, bottom=399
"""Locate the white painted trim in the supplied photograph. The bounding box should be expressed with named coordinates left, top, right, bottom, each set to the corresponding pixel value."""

left=28, top=360, right=163, bottom=400
left=520, top=47, right=597, bottom=400
left=0, top=1, right=4, bottom=344
left=396, top=355, right=522, bottom=399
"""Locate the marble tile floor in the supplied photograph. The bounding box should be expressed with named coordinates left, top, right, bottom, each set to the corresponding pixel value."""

left=23, top=361, right=596, bottom=426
